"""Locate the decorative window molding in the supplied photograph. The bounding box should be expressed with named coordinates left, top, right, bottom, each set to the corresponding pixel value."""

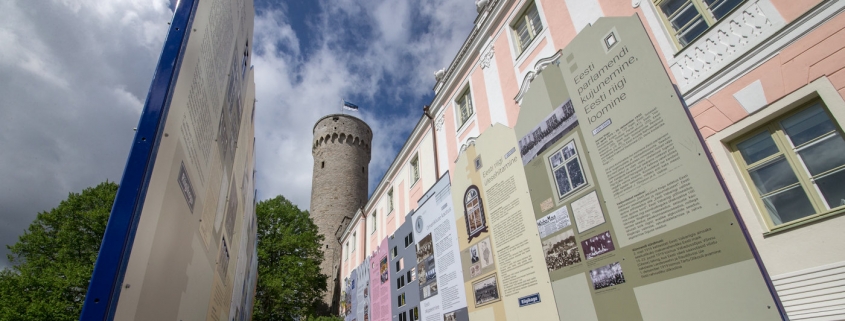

left=480, top=45, right=495, bottom=69
left=514, top=50, right=563, bottom=102
left=435, top=115, right=445, bottom=132
left=667, top=0, right=785, bottom=93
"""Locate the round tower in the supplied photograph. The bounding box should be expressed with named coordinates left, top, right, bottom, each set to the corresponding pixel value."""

left=311, top=114, right=371, bottom=313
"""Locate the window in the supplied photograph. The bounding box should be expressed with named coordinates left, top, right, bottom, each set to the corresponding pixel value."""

left=455, top=88, right=474, bottom=129
left=351, top=232, right=356, bottom=253
left=397, top=274, right=405, bottom=289
left=656, top=0, right=745, bottom=47
left=398, top=293, right=406, bottom=307
left=410, top=155, right=420, bottom=184
left=396, top=258, right=404, bottom=272
left=404, top=233, right=414, bottom=248
left=511, top=2, right=544, bottom=54
left=412, top=307, right=420, bottom=321
left=731, top=101, right=845, bottom=229
left=387, top=189, right=394, bottom=214
left=549, top=140, right=587, bottom=199
left=372, top=212, right=377, bottom=233
left=344, top=241, right=349, bottom=261
left=392, top=246, right=398, bottom=259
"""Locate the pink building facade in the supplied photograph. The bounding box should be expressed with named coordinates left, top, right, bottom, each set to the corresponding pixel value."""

left=339, top=0, right=845, bottom=319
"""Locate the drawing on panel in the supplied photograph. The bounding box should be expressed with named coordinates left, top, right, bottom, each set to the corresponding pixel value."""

left=478, top=237, right=493, bottom=268
left=463, top=185, right=488, bottom=241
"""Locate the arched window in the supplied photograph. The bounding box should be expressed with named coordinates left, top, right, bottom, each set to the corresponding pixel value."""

left=463, top=185, right=488, bottom=241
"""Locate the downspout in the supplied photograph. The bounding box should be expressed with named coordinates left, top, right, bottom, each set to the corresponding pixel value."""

left=423, top=105, right=440, bottom=178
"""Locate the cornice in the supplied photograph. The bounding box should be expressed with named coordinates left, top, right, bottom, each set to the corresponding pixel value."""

left=431, top=0, right=506, bottom=96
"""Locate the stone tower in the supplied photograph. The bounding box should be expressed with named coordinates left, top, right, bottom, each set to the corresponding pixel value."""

left=311, top=114, right=371, bottom=314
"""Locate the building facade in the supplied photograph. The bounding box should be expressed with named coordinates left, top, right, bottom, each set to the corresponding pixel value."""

left=339, top=0, right=845, bottom=320
left=312, top=114, right=373, bottom=312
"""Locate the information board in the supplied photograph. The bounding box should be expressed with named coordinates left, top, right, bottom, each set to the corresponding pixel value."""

left=513, top=15, right=784, bottom=320
left=452, top=125, right=561, bottom=321
left=80, top=0, right=257, bottom=319
left=369, top=239, right=392, bottom=321
left=412, top=174, right=470, bottom=321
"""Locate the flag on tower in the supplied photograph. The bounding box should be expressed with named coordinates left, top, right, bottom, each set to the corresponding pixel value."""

left=342, top=99, right=359, bottom=112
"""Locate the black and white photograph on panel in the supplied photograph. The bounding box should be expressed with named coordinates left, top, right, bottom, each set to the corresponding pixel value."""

left=518, top=99, right=578, bottom=165
left=590, top=262, right=626, bottom=290
left=549, top=140, right=586, bottom=199
left=472, top=274, right=500, bottom=307
left=542, top=229, right=581, bottom=272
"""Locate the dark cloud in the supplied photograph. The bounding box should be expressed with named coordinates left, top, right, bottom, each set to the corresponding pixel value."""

left=0, top=0, right=172, bottom=268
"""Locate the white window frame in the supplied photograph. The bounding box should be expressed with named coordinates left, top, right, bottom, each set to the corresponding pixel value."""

left=653, top=0, right=747, bottom=49
left=510, top=1, right=545, bottom=56
left=506, top=0, right=551, bottom=68
left=410, top=153, right=420, bottom=186
left=454, top=84, right=476, bottom=134
left=371, top=211, right=378, bottom=234
left=707, top=77, right=845, bottom=234
left=387, top=188, right=395, bottom=215
left=351, top=232, right=356, bottom=253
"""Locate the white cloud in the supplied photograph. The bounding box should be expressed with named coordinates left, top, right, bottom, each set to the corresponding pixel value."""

left=252, top=0, right=476, bottom=209
left=0, top=0, right=476, bottom=268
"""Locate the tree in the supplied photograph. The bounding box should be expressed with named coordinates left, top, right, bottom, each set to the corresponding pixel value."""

left=0, top=181, right=118, bottom=321
left=253, top=195, right=328, bottom=321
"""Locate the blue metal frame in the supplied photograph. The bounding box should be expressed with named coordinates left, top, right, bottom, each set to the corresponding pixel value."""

left=80, top=0, right=198, bottom=319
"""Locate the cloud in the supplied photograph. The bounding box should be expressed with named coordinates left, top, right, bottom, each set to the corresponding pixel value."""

left=0, top=0, right=476, bottom=268
left=252, top=0, right=476, bottom=210
left=0, top=0, right=172, bottom=268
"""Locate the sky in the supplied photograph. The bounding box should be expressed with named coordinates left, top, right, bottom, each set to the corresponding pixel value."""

left=0, top=0, right=476, bottom=269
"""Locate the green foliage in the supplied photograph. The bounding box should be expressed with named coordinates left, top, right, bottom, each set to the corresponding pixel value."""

left=253, top=195, right=328, bottom=321
left=0, top=181, right=118, bottom=321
